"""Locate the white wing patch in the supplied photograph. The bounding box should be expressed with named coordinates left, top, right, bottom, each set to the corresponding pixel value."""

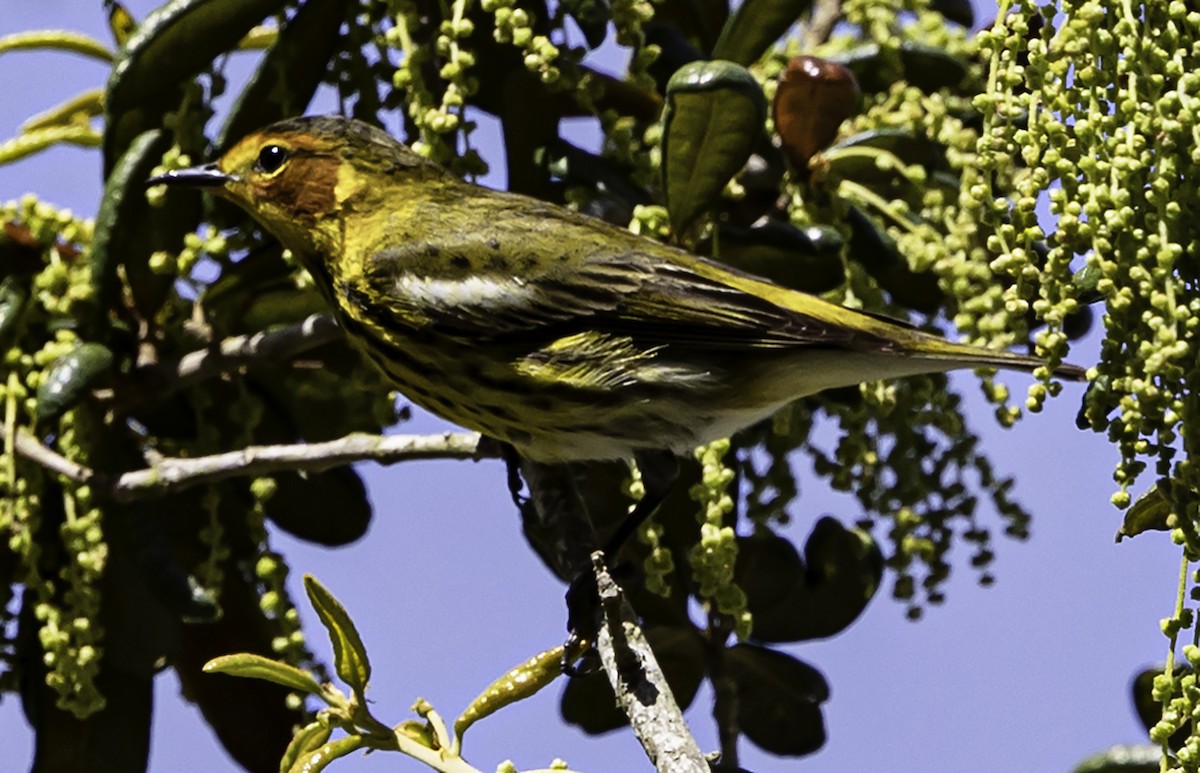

left=395, top=274, right=534, bottom=310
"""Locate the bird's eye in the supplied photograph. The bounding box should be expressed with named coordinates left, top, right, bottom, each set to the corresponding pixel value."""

left=255, top=144, right=289, bottom=174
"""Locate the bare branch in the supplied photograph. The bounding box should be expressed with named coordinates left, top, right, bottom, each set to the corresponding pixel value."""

left=10, top=426, right=94, bottom=485
left=172, top=313, right=343, bottom=389
left=5, top=424, right=497, bottom=501
left=102, top=313, right=345, bottom=410
left=803, top=0, right=843, bottom=48
left=591, top=552, right=709, bottom=773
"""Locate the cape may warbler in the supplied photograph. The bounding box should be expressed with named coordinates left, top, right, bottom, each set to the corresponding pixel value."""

left=152, top=116, right=1085, bottom=468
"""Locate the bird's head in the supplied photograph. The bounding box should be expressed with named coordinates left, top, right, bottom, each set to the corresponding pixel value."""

left=149, top=116, right=445, bottom=260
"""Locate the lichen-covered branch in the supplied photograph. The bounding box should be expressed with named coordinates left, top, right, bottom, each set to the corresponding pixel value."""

left=590, top=552, right=708, bottom=773
left=104, top=313, right=345, bottom=410
left=5, top=425, right=495, bottom=502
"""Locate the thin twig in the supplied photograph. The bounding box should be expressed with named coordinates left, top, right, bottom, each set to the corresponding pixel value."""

left=5, top=424, right=498, bottom=501
left=804, top=0, right=843, bottom=49
left=11, top=426, right=94, bottom=484
left=591, top=552, right=708, bottom=773
left=173, top=313, right=343, bottom=388
left=102, top=313, right=344, bottom=410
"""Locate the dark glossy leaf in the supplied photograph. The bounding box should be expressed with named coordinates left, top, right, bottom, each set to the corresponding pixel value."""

left=830, top=41, right=970, bottom=94
left=930, top=0, right=973, bottom=26
left=1063, top=305, right=1094, bottom=340
left=733, top=532, right=804, bottom=615
left=304, top=575, right=371, bottom=696
left=704, top=221, right=845, bottom=294
left=1131, top=666, right=1186, bottom=751
left=1116, top=481, right=1173, bottom=541
left=747, top=517, right=882, bottom=643
left=820, top=127, right=946, bottom=184
left=265, top=468, right=372, bottom=547
left=36, top=342, right=114, bottom=424
left=247, top=341, right=394, bottom=442
left=202, top=244, right=326, bottom=333
left=711, top=0, right=814, bottom=66
left=774, top=56, right=859, bottom=172
left=1072, top=745, right=1163, bottom=773
left=1072, top=263, right=1104, bottom=305
left=104, top=0, right=291, bottom=166
left=650, top=0, right=727, bottom=56
left=560, top=624, right=706, bottom=733
left=560, top=0, right=610, bottom=48
left=898, top=40, right=970, bottom=91
left=175, top=568, right=303, bottom=770
left=845, top=206, right=945, bottom=314
left=644, top=22, right=705, bottom=93
left=663, top=60, right=766, bottom=235
left=0, top=275, right=29, bottom=349
left=218, top=0, right=353, bottom=151
left=725, top=643, right=827, bottom=756
left=96, top=127, right=203, bottom=322
left=538, top=139, right=653, bottom=212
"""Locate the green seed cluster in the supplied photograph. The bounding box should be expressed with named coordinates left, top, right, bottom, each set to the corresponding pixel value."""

left=785, top=375, right=1025, bottom=615
left=967, top=3, right=1200, bottom=761
left=247, top=474, right=323, bottom=686
left=631, top=462, right=675, bottom=598
left=610, top=0, right=659, bottom=93
left=688, top=439, right=751, bottom=639
left=387, top=0, right=486, bottom=172
left=45, top=409, right=107, bottom=718
left=0, top=198, right=110, bottom=717
left=482, top=0, right=564, bottom=85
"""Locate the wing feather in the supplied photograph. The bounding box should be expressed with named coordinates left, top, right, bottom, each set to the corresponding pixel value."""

left=351, top=191, right=897, bottom=354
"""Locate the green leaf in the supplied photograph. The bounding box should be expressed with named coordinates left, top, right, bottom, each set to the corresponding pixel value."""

left=829, top=41, right=970, bottom=95
left=662, top=60, right=766, bottom=235
left=35, top=342, right=114, bottom=425
left=1072, top=745, right=1161, bottom=773
left=89, top=128, right=167, bottom=331
left=265, top=468, right=372, bottom=548
left=1131, top=665, right=1187, bottom=751
left=724, top=644, right=828, bottom=756
left=303, top=575, right=371, bottom=696
left=930, top=0, right=973, bottom=26
left=739, top=518, right=882, bottom=643
left=286, top=735, right=367, bottom=773
left=1117, top=480, right=1173, bottom=541
left=820, top=127, right=946, bottom=187
left=279, top=720, right=334, bottom=773
left=203, top=653, right=324, bottom=695
left=704, top=221, right=845, bottom=294
left=559, top=0, right=610, bottom=48
left=845, top=205, right=945, bottom=314
left=104, top=0, right=291, bottom=167
left=218, top=0, right=354, bottom=152
left=455, top=644, right=566, bottom=741
left=711, top=0, right=814, bottom=66
left=0, top=275, right=30, bottom=350
left=1072, top=263, right=1104, bottom=305
left=0, top=30, right=114, bottom=62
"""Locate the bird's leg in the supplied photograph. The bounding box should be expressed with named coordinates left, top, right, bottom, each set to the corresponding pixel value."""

left=563, top=450, right=680, bottom=673
left=499, top=442, right=527, bottom=509
left=604, top=450, right=680, bottom=558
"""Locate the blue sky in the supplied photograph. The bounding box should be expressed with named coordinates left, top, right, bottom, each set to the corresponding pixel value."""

left=0, top=2, right=1179, bottom=771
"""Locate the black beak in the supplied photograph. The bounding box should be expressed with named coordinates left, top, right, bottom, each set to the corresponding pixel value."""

left=146, top=162, right=233, bottom=188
